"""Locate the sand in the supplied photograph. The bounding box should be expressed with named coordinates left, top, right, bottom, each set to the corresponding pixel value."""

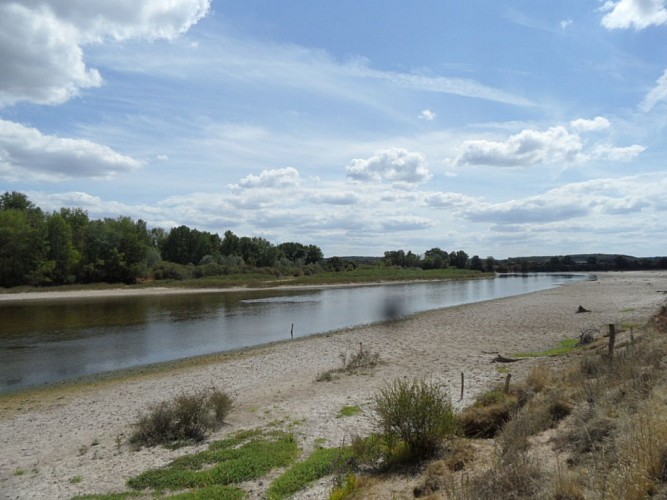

left=1, top=271, right=666, bottom=499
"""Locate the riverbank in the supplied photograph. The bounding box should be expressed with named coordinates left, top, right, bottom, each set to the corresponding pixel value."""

left=2, top=271, right=666, bottom=499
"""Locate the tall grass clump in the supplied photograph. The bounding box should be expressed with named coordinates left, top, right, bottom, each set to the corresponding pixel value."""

left=373, top=378, right=457, bottom=460
left=129, top=387, right=233, bottom=447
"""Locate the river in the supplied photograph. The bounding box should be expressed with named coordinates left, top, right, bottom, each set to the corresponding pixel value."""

left=0, top=273, right=588, bottom=393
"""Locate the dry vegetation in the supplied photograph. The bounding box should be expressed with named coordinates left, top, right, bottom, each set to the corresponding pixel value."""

left=340, top=303, right=667, bottom=499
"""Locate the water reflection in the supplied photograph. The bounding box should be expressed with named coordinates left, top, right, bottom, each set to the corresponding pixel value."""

left=0, top=274, right=588, bottom=392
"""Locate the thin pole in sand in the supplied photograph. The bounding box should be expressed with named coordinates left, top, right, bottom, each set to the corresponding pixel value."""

left=504, top=373, right=512, bottom=394
left=291, top=323, right=294, bottom=340
left=459, top=372, right=464, bottom=401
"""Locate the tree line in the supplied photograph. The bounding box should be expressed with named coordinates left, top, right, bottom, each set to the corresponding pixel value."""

left=3, top=191, right=664, bottom=289
left=0, top=192, right=324, bottom=287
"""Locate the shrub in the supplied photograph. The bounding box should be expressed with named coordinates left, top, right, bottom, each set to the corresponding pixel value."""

left=129, top=388, right=233, bottom=447
left=373, top=378, right=457, bottom=460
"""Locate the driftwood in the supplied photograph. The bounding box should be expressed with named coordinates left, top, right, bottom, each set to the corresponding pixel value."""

left=576, top=305, right=591, bottom=313
left=492, top=355, right=522, bottom=363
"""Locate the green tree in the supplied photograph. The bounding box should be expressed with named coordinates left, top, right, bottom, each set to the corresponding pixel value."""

left=277, top=242, right=307, bottom=263
left=46, top=212, right=79, bottom=284
left=422, top=247, right=449, bottom=269
left=0, top=193, right=47, bottom=287
left=305, top=244, right=324, bottom=265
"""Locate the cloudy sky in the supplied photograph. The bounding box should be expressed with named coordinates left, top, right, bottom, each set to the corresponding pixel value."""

left=1, top=0, right=666, bottom=259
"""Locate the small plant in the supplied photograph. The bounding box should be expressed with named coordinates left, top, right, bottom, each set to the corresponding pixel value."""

left=14, top=468, right=25, bottom=476
left=373, top=378, right=457, bottom=460
left=129, top=387, right=233, bottom=448
left=338, top=405, right=362, bottom=418
left=267, top=446, right=354, bottom=499
left=69, top=475, right=83, bottom=484
left=316, top=345, right=380, bottom=382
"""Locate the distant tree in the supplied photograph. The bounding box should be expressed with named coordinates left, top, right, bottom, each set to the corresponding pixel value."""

left=278, top=242, right=307, bottom=263
left=422, top=247, right=449, bottom=269
left=469, top=255, right=484, bottom=272
left=449, top=250, right=469, bottom=269
left=220, top=230, right=240, bottom=257
left=305, top=244, right=324, bottom=265
left=160, top=225, right=220, bottom=265
left=0, top=193, right=47, bottom=287
left=485, top=256, right=497, bottom=272
left=46, top=212, right=79, bottom=284
left=325, top=256, right=346, bottom=272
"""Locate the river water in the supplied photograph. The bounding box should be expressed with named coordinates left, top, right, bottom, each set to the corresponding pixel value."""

left=0, top=274, right=587, bottom=393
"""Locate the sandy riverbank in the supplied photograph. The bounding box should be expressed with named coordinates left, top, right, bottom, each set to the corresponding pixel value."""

left=1, top=271, right=667, bottom=499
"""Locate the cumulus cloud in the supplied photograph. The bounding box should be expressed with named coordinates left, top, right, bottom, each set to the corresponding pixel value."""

left=0, top=0, right=210, bottom=107
left=346, top=148, right=432, bottom=184
left=446, top=119, right=644, bottom=168
left=447, top=126, right=583, bottom=168
left=380, top=216, right=435, bottom=231
left=0, top=119, right=143, bottom=181
left=640, top=68, right=667, bottom=111
left=424, top=192, right=479, bottom=209
left=231, top=167, right=301, bottom=190
left=570, top=116, right=610, bottom=132
left=601, top=0, right=667, bottom=30
left=419, top=109, right=437, bottom=121
left=560, top=19, right=573, bottom=29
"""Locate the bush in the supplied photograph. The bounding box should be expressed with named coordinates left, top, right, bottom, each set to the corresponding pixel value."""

left=129, top=388, right=233, bottom=447
left=373, top=378, right=456, bottom=460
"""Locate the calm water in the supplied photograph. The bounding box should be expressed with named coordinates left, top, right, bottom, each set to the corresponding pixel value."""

left=0, top=274, right=587, bottom=393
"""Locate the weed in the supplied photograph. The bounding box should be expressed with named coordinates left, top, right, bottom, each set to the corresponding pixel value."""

left=14, top=468, right=25, bottom=476
left=338, top=405, right=361, bottom=418
left=69, top=475, right=83, bottom=484
left=129, top=387, right=233, bottom=448
left=373, top=378, right=457, bottom=460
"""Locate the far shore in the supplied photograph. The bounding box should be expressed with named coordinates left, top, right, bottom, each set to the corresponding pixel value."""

left=2, top=271, right=666, bottom=499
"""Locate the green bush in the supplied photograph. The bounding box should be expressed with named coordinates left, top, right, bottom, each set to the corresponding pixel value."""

left=129, top=388, right=233, bottom=447
left=373, top=378, right=457, bottom=460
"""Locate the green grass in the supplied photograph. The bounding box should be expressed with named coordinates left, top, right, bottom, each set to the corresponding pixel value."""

left=512, top=338, right=579, bottom=358
left=128, top=429, right=298, bottom=492
left=338, top=405, right=362, bottom=418
left=168, top=485, right=247, bottom=499
left=69, top=475, right=83, bottom=484
left=267, top=446, right=354, bottom=499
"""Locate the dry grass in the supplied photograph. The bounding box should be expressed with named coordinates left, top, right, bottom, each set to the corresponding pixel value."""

left=334, top=304, right=667, bottom=500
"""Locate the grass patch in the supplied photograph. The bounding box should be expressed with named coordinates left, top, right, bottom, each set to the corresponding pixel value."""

left=512, top=338, right=579, bottom=358
left=267, top=446, right=354, bottom=499
left=338, top=405, right=362, bottom=418
left=69, top=475, right=83, bottom=484
left=168, top=485, right=247, bottom=499
left=72, top=493, right=145, bottom=500
left=128, top=429, right=298, bottom=492
left=129, top=387, right=233, bottom=448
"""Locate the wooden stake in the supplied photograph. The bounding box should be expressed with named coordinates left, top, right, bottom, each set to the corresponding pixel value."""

left=460, top=372, right=464, bottom=401
left=290, top=323, right=294, bottom=340
left=504, top=373, right=512, bottom=394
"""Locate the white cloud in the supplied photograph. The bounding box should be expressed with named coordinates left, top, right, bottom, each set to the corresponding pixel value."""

left=463, top=174, right=665, bottom=225
left=570, top=116, right=610, bottom=132
left=0, top=0, right=210, bottom=107
left=447, top=126, right=583, bottom=168
left=446, top=119, right=645, bottom=168
left=346, top=148, right=432, bottom=184
left=560, top=19, right=573, bottom=29
left=601, top=0, right=667, bottom=30
left=231, top=167, right=301, bottom=190
left=419, top=109, right=437, bottom=121
left=590, top=143, right=646, bottom=161
left=424, top=192, right=479, bottom=209
left=640, top=68, right=667, bottom=111
left=0, top=119, right=143, bottom=181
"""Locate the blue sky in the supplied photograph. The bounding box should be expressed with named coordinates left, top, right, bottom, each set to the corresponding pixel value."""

left=1, top=0, right=666, bottom=258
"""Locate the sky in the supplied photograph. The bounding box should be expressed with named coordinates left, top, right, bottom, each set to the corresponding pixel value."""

left=1, top=0, right=666, bottom=259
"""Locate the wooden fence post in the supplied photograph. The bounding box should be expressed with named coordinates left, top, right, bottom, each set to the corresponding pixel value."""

left=504, top=373, right=512, bottom=394
left=460, top=372, right=464, bottom=401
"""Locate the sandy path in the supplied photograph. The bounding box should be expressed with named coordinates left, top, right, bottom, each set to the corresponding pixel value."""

left=1, top=271, right=666, bottom=499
